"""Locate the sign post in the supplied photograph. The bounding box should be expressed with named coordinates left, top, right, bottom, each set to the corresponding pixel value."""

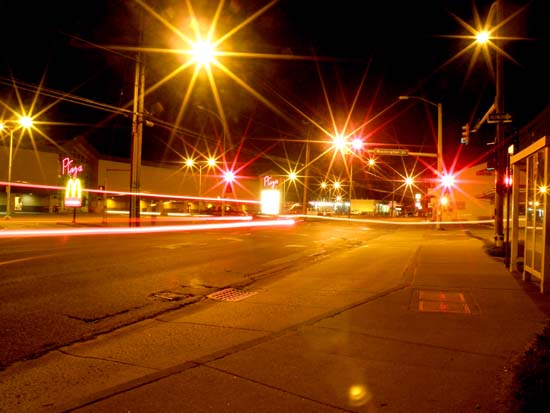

left=62, top=157, right=84, bottom=223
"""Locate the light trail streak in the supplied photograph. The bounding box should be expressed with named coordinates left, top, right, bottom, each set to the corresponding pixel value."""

left=106, top=211, right=253, bottom=221
left=0, top=181, right=260, bottom=204
left=0, top=219, right=295, bottom=239
left=282, top=214, right=492, bottom=226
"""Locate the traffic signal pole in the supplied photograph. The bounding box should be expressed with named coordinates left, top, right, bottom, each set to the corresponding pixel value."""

left=494, top=0, right=505, bottom=249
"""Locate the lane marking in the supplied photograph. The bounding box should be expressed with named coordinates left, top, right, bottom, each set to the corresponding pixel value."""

left=157, top=242, right=208, bottom=249
left=217, top=237, right=244, bottom=242
left=0, top=253, right=63, bottom=267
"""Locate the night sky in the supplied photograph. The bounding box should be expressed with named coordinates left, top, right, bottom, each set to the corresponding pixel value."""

left=1, top=0, right=549, bottom=176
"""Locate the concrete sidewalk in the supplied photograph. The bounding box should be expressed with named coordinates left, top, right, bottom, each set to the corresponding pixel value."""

left=1, top=226, right=549, bottom=412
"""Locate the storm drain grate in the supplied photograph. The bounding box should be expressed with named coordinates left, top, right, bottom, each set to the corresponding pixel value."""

left=417, top=290, right=471, bottom=314
left=207, top=288, right=257, bottom=302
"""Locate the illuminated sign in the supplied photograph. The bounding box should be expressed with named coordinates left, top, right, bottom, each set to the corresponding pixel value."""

left=65, top=178, right=82, bottom=207
left=373, top=148, right=409, bottom=156
left=62, top=157, right=84, bottom=178
left=263, top=175, right=279, bottom=189
left=261, top=189, right=280, bottom=215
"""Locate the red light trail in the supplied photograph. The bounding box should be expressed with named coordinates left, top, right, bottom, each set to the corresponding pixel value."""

left=0, top=181, right=260, bottom=204
left=0, top=219, right=295, bottom=239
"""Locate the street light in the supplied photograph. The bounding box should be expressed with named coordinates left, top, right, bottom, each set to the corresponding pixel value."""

left=348, top=137, right=364, bottom=218
left=399, top=95, right=443, bottom=229
left=329, top=133, right=363, bottom=217
left=0, top=116, right=33, bottom=219
left=196, top=105, right=230, bottom=215
left=283, top=172, right=298, bottom=208
left=185, top=156, right=217, bottom=212
left=475, top=0, right=506, bottom=248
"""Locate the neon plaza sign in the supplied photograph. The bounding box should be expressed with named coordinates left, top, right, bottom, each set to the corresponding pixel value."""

left=62, top=157, right=84, bottom=207
left=263, top=175, right=279, bottom=189
left=62, top=157, right=84, bottom=178
left=260, top=176, right=281, bottom=215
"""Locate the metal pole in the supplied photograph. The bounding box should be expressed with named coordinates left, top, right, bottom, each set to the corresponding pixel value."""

left=505, top=151, right=511, bottom=266
left=196, top=108, right=227, bottom=216
left=129, top=51, right=144, bottom=226
left=199, top=166, right=202, bottom=196
left=399, top=96, right=443, bottom=228
left=199, top=165, right=202, bottom=213
left=129, top=10, right=144, bottom=227
left=494, top=0, right=505, bottom=248
left=282, top=178, right=286, bottom=209
left=5, top=129, right=13, bottom=219
left=302, top=141, right=310, bottom=215
left=348, top=154, right=353, bottom=219
left=391, top=179, right=395, bottom=217
left=436, top=102, right=443, bottom=230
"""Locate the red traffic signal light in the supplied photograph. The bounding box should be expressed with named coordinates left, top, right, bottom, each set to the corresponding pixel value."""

left=504, top=174, right=513, bottom=187
left=441, top=173, right=456, bottom=188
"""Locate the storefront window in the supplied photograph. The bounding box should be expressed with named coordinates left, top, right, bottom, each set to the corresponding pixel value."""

left=525, top=150, right=547, bottom=273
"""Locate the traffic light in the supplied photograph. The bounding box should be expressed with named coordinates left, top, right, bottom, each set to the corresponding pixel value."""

left=441, top=173, right=455, bottom=189
left=504, top=173, right=513, bottom=188
left=461, top=123, right=470, bottom=145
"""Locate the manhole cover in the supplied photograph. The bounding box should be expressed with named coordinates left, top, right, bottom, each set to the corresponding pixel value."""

left=207, top=288, right=257, bottom=302
left=419, top=291, right=465, bottom=303
left=416, top=290, right=472, bottom=314
left=419, top=300, right=471, bottom=314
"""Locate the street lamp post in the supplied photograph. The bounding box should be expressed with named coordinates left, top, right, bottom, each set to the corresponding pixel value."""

left=1, top=117, right=33, bottom=219
left=302, top=141, right=310, bottom=215
left=4, top=127, right=14, bottom=219
left=185, top=157, right=217, bottom=213
left=473, top=0, right=506, bottom=248
left=348, top=156, right=353, bottom=219
left=494, top=0, right=506, bottom=249
left=348, top=137, right=364, bottom=218
left=196, top=106, right=229, bottom=216
left=399, top=95, right=443, bottom=229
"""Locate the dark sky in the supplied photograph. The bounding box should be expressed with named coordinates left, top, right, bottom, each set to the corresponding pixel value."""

left=0, top=0, right=548, bottom=175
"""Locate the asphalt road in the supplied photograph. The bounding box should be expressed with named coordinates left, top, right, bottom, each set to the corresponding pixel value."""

left=0, top=219, right=396, bottom=370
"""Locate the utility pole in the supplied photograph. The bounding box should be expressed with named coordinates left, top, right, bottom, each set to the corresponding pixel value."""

left=436, top=102, right=443, bottom=229
left=5, top=128, right=13, bottom=219
left=494, top=0, right=505, bottom=248
left=302, top=141, right=310, bottom=215
left=129, top=12, right=145, bottom=226
left=398, top=95, right=443, bottom=228
left=348, top=154, right=353, bottom=219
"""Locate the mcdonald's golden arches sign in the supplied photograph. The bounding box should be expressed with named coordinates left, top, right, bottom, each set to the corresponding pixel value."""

left=65, top=178, right=82, bottom=207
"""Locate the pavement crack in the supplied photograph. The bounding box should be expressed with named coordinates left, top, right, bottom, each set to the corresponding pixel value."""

left=57, top=349, right=161, bottom=371
left=315, top=326, right=508, bottom=361
left=201, top=364, right=358, bottom=413
left=155, top=319, right=271, bottom=333
left=64, top=307, right=137, bottom=323
left=65, top=312, right=127, bottom=324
